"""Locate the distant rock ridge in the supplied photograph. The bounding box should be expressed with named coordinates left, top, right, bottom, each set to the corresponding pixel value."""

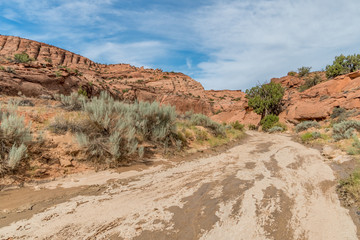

left=0, top=35, right=213, bottom=115
left=0, top=35, right=98, bottom=69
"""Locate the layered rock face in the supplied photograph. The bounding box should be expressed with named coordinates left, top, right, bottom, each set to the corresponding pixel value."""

left=0, top=35, right=97, bottom=68
left=0, top=35, right=211, bottom=114
left=272, top=71, right=360, bottom=123
left=205, top=90, right=260, bottom=124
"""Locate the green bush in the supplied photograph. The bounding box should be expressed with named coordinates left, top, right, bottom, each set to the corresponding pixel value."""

left=260, top=114, right=279, bottom=132
left=326, top=54, right=360, bottom=79
left=298, top=66, right=311, bottom=77
left=190, top=114, right=225, bottom=137
left=295, top=121, right=320, bottom=132
left=245, top=82, right=284, bottom=119
left=332, top=120, right=360, bottom=141
left=300, top=131, right=321, bottom=142
left=14, top=52, right=32, bottom=63
left=78, top=87, right=87, bottom=97
left=288, top=71, right=297, bottom=76
left=231, top=121, right=244, bottom=131
left=299, top=73, right=321, bottom=92
left=0, top=103, right=32, bottom=175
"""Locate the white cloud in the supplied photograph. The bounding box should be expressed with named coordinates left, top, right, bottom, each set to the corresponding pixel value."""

left=190, top=0, right=360, bottom=89
left=186, top=58, right=192, bottom=69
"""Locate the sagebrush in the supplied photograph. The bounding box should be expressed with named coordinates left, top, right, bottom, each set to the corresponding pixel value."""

left=190, top=114, right=225, bottom=137
left=295, top=121, right=320, bottom=132
left=72, top=92, right=178, bottom=165
left=332, top=120, right=360, bottom=141
left=0, top=102, right=32, bottom=175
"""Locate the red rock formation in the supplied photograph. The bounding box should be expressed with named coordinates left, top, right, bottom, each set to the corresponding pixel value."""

left=0, top=35, right=97, bottom=69
left=0, top=35, right=212, bottom=115
left=274, top=71, right=360, bottom=123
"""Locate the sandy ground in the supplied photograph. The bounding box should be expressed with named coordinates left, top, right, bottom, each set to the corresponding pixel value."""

left=0, top=132, right=358, bottom=240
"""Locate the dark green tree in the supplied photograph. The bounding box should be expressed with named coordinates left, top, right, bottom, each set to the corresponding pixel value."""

left=326, top=54, right=360, bottom=78
left=245, top=82, right=284, bottom=120
left=297, top=66, right=311, bottom=77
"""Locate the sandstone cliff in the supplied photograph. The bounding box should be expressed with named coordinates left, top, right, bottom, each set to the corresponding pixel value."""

left=0, top=35, right=211, bottom=114
left=272, top=71, right=360, bottom=123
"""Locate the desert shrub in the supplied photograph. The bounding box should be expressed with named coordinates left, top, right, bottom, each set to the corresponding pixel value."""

left=231, top=121, right=244, bottom=131
left=338, top=168, right=360, bottom=201
left=7, top=144, right=27, bottom=169
left=248, top=124, right=258, bottom=130
left=6, top=67, right=15, bottom=74
left=331, top=107, right=346, bottom=119
left=260, top=114, right=279, bottom=132
left=299, top=73, right=321, bottom=92
left=78, top=87, right=87, bottom=97
left=76, top=92, right=178, bottom=165
left=273, top=122, right=287, bottom=131
left=268, top=122, right=287, bottom=133
left=330, top=107, right=359, bottom=123
left=55, top=71, right=62, bottom=77
left=268, top=126, right=284, bottom=133
left=18, top=99, right=35, bottom=107
left=298, top=66, right=311, bottom=77
left=288, top=71, right=297, bottom=76
left=190, top=114, right=225, bottom=137
left=332, top=120, right=360, bottom=141
left=194, top=128, right=209, bottom=141
left=14, top=52, right=32, bottom=63
left=131, top=101, right=177, bottom=142
left=0, top=103, right=32, bottom=175
left=320, top=95, right=330, bottom=101
left=300, top=131, right=321, bottom=142
left=295, top=121, right=320, bottom=132
left=48, top=115, right=89, bottom=134
left=347, top=136, right=360, bottom=155
left=326, top=54, right=360, bottom=79
left=1, top=112, right=32, bottom=143
left=77, top=97, right=140, bottom=164
left=55, top=92, right=87, bottom=111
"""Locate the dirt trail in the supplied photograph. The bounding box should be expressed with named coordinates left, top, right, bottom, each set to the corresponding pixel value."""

left=0, top=132, right=358, bottom=239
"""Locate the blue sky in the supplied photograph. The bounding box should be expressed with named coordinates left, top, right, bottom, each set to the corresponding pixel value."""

left=1, top=0, right=360, bottom=90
